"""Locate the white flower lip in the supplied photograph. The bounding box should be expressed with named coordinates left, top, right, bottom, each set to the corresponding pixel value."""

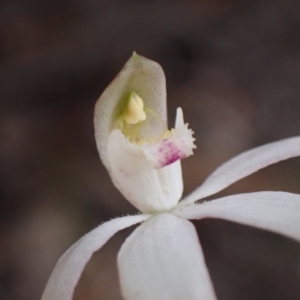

left=142, top=107, right=196, bottom=169
left=41, top=54, right=300, bottom=300
left=106, top=128, right=183, bottom=213
left=94, top=53, right=195, bottom=213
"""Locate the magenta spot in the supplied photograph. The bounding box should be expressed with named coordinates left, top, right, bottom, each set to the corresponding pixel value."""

left=155, top=136, right=189, bottom=168
left=164, top=154, right=181, bottom=166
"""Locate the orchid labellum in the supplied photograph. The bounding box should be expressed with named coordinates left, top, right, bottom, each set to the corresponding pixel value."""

left=41, top=53, right=300, bottom=300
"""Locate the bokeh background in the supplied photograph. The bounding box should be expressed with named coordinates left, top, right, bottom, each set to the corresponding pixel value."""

left=1, top=0, right=300, bottom=299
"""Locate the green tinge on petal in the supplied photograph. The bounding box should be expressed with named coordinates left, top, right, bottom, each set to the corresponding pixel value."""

left=94, top=53, right=167, bottom=171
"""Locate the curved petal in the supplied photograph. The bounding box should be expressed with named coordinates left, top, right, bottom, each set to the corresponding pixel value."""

left=94, top=53, right=167, bottom=170
left=174, top=192, right=300, bottom=242
left=41, top=214, right=150, bottom=300
left=107, top=129, right=183, bottom=213
left=180, top=136, right=300, bottom=206
left=118, top=213, right=217, bottom=300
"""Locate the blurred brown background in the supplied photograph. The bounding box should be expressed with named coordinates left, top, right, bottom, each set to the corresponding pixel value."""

left=1, top=0, right=300, bottom=299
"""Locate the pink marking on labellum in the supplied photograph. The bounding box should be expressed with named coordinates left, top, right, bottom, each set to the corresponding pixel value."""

left=157, top=138, right=186, bottom=167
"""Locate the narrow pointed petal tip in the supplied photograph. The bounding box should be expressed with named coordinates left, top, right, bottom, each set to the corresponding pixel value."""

left=41, top=214, right=149, bottom=300
left=118, top=213, right=217, bottom=300
left=174, top=191, right=300, bottom=242
left=181, top=136, right=300, bottom=206
left=94, top=54, right=167, bottom=170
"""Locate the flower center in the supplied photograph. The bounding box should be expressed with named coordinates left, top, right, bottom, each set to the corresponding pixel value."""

left=112, top=91, right=196, bottom=169
left=116, top=92, right=167, bottom=143
left=122, top=92, right=146, bottom=125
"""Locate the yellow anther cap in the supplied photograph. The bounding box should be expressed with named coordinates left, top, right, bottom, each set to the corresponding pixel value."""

left=122, top=92, right=146, bottom=125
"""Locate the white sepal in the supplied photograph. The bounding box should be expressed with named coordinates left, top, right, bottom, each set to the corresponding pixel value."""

left=118, top=213, right=217, bottom=300
left=41, top=214, right=150, bottom=300
left=181, top=136, right=300, bottom=206
left=174, top=191, right=300, bottom=242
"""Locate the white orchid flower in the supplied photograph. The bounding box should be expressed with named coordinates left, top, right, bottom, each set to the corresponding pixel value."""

left=41, top=53, right=300, bottom=300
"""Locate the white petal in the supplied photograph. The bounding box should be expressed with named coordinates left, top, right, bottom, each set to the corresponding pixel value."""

left=41, top=214, right=150, bottom=300
left=118, top=213, right=217, bottom=300
left=107, top=129, right=183, bottom=213
left=174, top=191, right=300, bottom=242
left=94, top=53, right=167, bottom=171
left=181, top=136, right=300, bottom=205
